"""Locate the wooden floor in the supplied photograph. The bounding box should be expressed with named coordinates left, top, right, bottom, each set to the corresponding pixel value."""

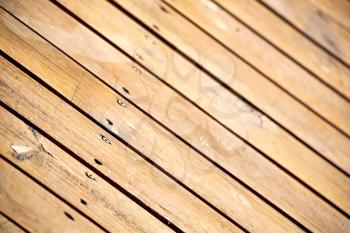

left=0, top=0, right=349, bottom=232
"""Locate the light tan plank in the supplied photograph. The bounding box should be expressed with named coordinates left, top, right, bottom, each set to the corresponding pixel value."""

left=1, top=3, right=349, bottom=232
left=166, top=0, right=350, bottom=137
left=0, top=108, right=173, bottom=233
left=4, top=0, right=349, bottom=226
left=0, top=160, right=101, bottom=233
left=0, top=214, right=26, bottom=233
left=308, top=0, right=350, bottom=29
left=259, top=0, right=350, bottom=67
left=0, top=15, right=301, bottom=233
left=56, top=0, right=350, bottom=173
left=0, top=57, right=241, bottom=233
left=217, top=0, right=350, bottom=98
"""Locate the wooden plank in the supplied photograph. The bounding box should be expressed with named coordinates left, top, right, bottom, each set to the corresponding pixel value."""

left=308, top=0, right=350, bottom=29
left=0, top=108, right=173, bottom=233
left=166, top=0, right=350, bottom=137
left=258, top=0, right=350, bottom=67
left=53, top=0, right=350, bottom=174
left=1, top=5, right=349, bottom=233
left=217, top=0, right=350, bottom=99
left=0, top=160, right=101, bottom=233
left=0, top=16, right=302, bottom=233
left=0, top=214, right=26, bottom=233
left=1, top=0, right=349, bottom=224
left=0, top=56, right=241, bottom=233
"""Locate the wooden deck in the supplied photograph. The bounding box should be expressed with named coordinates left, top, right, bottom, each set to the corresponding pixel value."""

left=0, top=0, right=349, bottom=232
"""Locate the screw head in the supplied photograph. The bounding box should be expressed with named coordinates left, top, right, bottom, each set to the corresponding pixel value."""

left=85, top=171, right=96, bottom=181
left=100, top=134, right=111, bottom=144
left=117, top=99, right=126, bottom=107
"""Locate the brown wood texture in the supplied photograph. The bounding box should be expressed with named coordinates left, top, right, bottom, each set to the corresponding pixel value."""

left=4, top=0, right=347, bottom=214
left=0, top=13, right=306, bottom=233
left=1, top=5, right=350, bottom=232
left=0, top=159, right=102, bottom=233
left=217, top=0, right=350, bottom=99
left=167, top=0, right=350, bottom=136
left=308, top=0, right=350, bottom=29
left=0, top=214, right=26, bottom=233
left=259, top=0, right=350, bottom=67
left=59, top=0, right=350, bottom=174
left=0, top=0, right=349, bottom=232
left=0, top=57, right=242, bottom=232
left=1, top=9, right=346, bottom=232
left=0, top=108, right=173, bottom=233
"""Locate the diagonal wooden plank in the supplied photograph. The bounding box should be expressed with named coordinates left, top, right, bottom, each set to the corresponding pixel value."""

left=0, top=213, right=27, bottom=233
left=0, top=16, right=302, bottom=233
left=0, top=159, right=102, bottom=233
left=0, top=107, right=174, bottom=233
left=308, top=0, right=350, bottom=30
left=166, top=0, right=350, bottom=137
left=258, top=0, right=350, bottom=67
left=0, top=56, right=242, bottom=233
left=53, top=0, right=350, bottom=174
left=217, top=0, right=350, bottom=99
left=1, top=4, right=349, bottom=233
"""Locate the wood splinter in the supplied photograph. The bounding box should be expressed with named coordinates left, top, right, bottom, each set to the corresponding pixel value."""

left=10, top=144, right=35, bottom=161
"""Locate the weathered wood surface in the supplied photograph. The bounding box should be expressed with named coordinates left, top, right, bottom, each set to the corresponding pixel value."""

left=0, top=214, right=26, bottom=233
left=57, top=0, right=350, bottom=174
left=259, top=0, right=350, bottom=67
left=0, top=107, right=173, bottom=233
left=216, top=0, right=350, bottom=99
left=2, top=10, right=349, bottom=232
left=0, top=57, right=243, bottom=232
left=0, top=159, right=102, bottom=233
left=0, top=10, right=306, bottom=233
left=1, top=5, right=350, bottom=232
left=0, top=0, right=349, bottom=232
left=167, top=0, right=350, bottom=136
left=4, top=0, right=347, bottom=215
left=307, top=0, right=350, bottom=30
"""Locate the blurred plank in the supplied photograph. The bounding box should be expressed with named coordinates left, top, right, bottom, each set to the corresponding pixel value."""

left=0, top=57, right=241, bottom=233
left=259, top=0, right=350, bottom=67
left=0, top=107, right=173, bottom=233
left=217, top=0, right=350, bottom=99
left=308, top=0, right=350, bottom=29
left=0, top=214, right=26, bottom=233
left=0, top=160, right=102, bottom=233
left=168, top=0, right=350, bottom=136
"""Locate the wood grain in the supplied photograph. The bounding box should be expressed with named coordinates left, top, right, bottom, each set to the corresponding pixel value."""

left=0, top=108, right=173, bottom=233
left=0, top=214, right=26, bottom=233
left=1, top=5, right=350, bottom=232
left=308, top=0, right=350, bottom=29
left=0, top=57, right=242, bottom=233
left=259, top=0, right=350, bottom=67
left=0, top=15, right=301, bottom=233
left=59, top=0, right=350, bottom=173
left=166, top=0, right=350, bottom=136
left=217, top=0, right=350, bottom=99
left=3, top=0, right=348, bottom=214
left=0, top=160, right=102, bottom=233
